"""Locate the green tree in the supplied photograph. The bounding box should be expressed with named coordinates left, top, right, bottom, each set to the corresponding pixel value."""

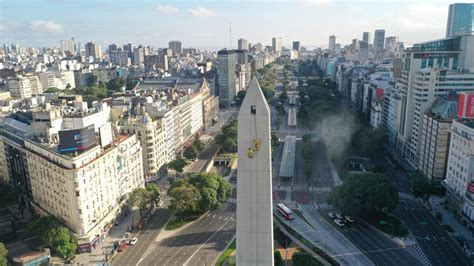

left=167, top=158, right=188, bottom=173
left=0, top=242, right=7, bottom=266
left=146, top=183, right=161, bottom=207
left=292, top=252, right=313, bottom=266
left=412, top=173, right=432, bottom=200
left=26, top=217, right=76, bottom=260
left=129, top=188, right=151, bottom=218
left=329, top=174, right=399, bottom=218
left=271, top=133, right=279, bottom=153
left=107, top=76, right=125, bottom=92
left=184, top=145, right=198, bottom=160
left=351, top=128, right=386, bottom=159
left=192, top=139, right=205, bottom=152
left=216, top=120, right=238, bottom=153
left=44, top=87, right=62, bottom=93
left=274, top=250, right=284, bottom=266
left=50, top=227, right=77, bottom=260
left=169, top=184, right=202, bottom=215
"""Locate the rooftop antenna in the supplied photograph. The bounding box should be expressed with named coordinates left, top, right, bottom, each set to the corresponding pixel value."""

left=229, top=21, right=232, bottom=49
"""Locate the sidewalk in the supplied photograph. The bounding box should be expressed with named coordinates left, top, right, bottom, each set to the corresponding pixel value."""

left=73, top=208, right=140, bottom=265
left=429, top=196, right=474, bottom=241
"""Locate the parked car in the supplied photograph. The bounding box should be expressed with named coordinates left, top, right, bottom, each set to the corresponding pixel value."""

left=328, top=212, right=335, bottom=218
left=334, top=219, right=345, bottom=227
left=118, top=243, right=127, bottom=252
left=345, top=216, right=355, bottom=223
left=335, top=213, right=343, bottom=219
left=129, top=237, right=138, bottom=245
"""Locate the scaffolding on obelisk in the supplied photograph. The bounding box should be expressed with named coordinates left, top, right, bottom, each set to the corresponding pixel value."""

left=236, top=76, right=274, bottom=266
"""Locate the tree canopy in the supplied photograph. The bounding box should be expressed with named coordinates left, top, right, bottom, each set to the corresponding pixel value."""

left=329, top=173, right=399, bottom=218
left=130, top=184, right=162, bottom=218
left=216, top=120, right=238, bottom=153
left=168, top=173, right=231, bottom=216
left=27, top=216, right=77, bottom=260
left=167, top=158, right=188, bottom=173
left=0, top=242, right=7, bottom=266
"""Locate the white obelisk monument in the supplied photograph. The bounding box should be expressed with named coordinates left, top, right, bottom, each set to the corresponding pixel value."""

left=236, top=76, right=274, bottom=265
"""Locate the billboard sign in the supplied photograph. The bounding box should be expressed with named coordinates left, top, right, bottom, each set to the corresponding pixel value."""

left=458, top=92, right=474, bottom=119
left=58, top=125, right=97, bottom=154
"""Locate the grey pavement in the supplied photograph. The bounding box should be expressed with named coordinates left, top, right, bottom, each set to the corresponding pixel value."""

left=297, top=203, right=374, bottom=266
left=429, top=195, right=474, bottom=242
left=138, top=202, right=235, bottom=266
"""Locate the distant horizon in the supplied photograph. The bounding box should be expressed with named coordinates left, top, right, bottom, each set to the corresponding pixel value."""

left=0, top=0, right=460, bottom=49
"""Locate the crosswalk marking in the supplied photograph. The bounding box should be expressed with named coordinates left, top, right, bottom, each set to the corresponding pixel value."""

left=298, top=203, right=332, bottom=213
left=410, top=244, right=431, bottom=266
left=399, top=192, right=416, bottom=201
left=227, top=198, right=237, bottom=204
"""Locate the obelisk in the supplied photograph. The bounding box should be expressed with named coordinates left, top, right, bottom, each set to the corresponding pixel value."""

left=236, top=76, right=274, bottom=266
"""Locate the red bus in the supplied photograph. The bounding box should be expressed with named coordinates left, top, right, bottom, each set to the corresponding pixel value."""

left=277, top=203, right=294, bottom=220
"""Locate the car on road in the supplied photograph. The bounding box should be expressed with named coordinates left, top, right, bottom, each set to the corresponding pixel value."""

left=345, top=216, right=355, bottom=223
left=118, top=243, right=127, bottom=252
left=328, top=212, right=335, bottom=218
left=335, top=213, right=343, bottom=219
left=129, top=237, right=138, bottom=245
left=334, top=219, right=345, bottom=227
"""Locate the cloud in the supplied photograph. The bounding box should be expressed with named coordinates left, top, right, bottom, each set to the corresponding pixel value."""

left=188, top=7, right=216, bottom=18
left=30, top=20, right=63, bottom=33
left=155, top=4, right=179, bottom=15
left=397, top=3, right=446, bottom=30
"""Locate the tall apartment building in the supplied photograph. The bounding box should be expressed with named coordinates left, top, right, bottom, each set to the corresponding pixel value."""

left=238, top=38, right=248, bottom=50
left=0, top=103, right=144, bottom=251
left=84, top=42, right=102, bottom=59
left=217, top=49, right=237, bottom=107
left=119, top=112, right=167, bottom=178
left=446, top=3, right=474, bottom=37
left=292, top=41, right=300, bottom=51
left=328, top=35, right=336, bottom=54
left=418, top=97, right=458, bottom=184
left=395, top=35, right=474, bottom=168
left=26, top=74, right=43, bottom=95
left=272, top=37, right=282, bottom=54
left=384, top=36, right=399, bottom=57
left=373, top=29, right=385, bottom=56
left=444, top=118, right=474, bottom=228
left=362, top=32, right=371, bottom=44
left=60, top=38, right=76, bottom=54
left=133, top=46, right=145, bottom=65
left=168, top=40, right=182, bottom=56
left=26, top=132, right=143, bottom=251
left=7, top=76, right=32, bottom=99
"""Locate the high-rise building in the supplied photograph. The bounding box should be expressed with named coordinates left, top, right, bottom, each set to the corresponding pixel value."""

left=84, top=42, right=102, bottom=59
left=362, top=32, right=371, bottom=44
left=217, top=49, right=237, bottom=107
left=133, top=46, right=145, bottom=65
left=272, top=37, right=282, bottom=54
left=292, top=41, right=300, bottom=51
left=358, top=41, right=369, bottom=63
left=418, top=96, right=458, bottom=184
left=238, top=38, right=248, bottom=50
left=168, top=40, right=182, bottom=56
left=384, top=36, right=399, bottom=57
left=444, top=116, right=474, bottom=227
left=60, top=38, right=76, bottom=54
left=373, top=29, right=385, bottom=55
left=7, top=76, right=32, bottom=99
left=446, top=3, right=474, bottom=37
left=395, top=35, right=474, bottom=168
left=329, top=35, right=336, bottom=54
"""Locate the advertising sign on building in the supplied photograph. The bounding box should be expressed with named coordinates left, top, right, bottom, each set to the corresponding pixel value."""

left=458, top=92, right=474, bottom=118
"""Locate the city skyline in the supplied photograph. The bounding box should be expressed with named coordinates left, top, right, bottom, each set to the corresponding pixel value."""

left=0, top=0, right=461, bottom=49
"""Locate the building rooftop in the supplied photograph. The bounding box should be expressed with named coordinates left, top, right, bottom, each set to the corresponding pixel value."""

left=426, top=97, right=458, bottom=121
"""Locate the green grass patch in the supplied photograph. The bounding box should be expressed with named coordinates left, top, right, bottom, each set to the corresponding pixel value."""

left=366, top=211, right=408, bottom=237
left=165, top=215, right=199, bottom=230
left=216, top=239, right=236, bottom=266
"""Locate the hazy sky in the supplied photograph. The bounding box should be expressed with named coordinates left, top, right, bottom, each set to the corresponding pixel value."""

left=0, top=0, right=460, bottom=50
